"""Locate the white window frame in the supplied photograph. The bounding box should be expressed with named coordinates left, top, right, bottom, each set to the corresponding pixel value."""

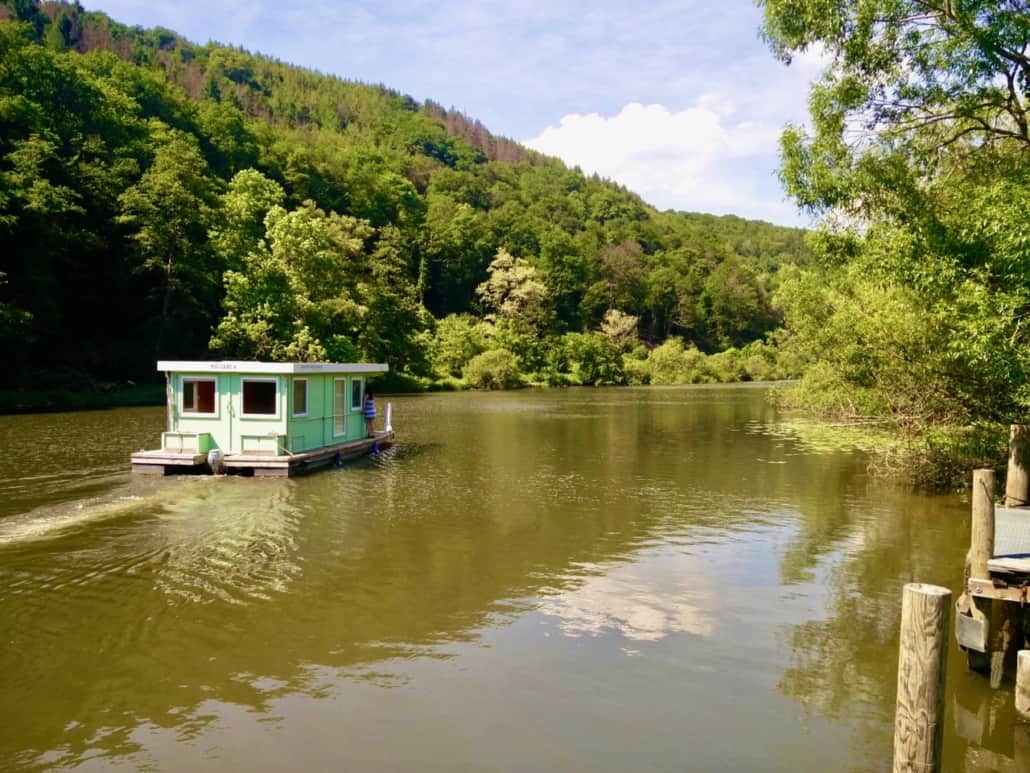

left=333, top=378, right=347, bottom=437
left=351, top=377, right=364, bottom=411
left=181, top=377, right=218, bottom=417
left=292, top=378, right=308, bottom=417
left=240, top=377, right=280, bottom=419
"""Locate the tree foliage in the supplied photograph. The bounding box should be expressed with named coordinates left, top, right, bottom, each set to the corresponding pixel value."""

left=463, top=348, right=523, bottom=390
left=761, top=0, right=1030, bottom=483
left=0, top=1, right=810, bottom=391
left=118, top=122, right=218, bottom=358
left=210, top=199, right=371, bottom=362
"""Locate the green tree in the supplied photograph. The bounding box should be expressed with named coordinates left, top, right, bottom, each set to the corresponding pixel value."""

left=210, top=168, right=285, bottom=270
left=599, top=308, right=639, bottom=351
left=0, top=3, right=813, bottom=390
left=563, top=332, right=626, bottom=385
left=596, top=240, right=647, bottom=319
left=646, top=337, right=709, bottom=385
left=358, top=225, right=432, bottom=374
left=211, top=201, right=373, bottom=362
left=118, top=121, right=218, bottom=358
left=761, top=0, right=1030, bottom=481
left=420, top=193, right=491, bottom=314
left=0, top=271, right=31, bottom=351
left=430, top=313, right=488, bottom=378
left=476, top=248, right=554, bottom=372
left=195, top=100, right=260, bottom=178
left=476, top=248, right=552, bottom=327
left=463, top=348, right=522, bottom=389
left=762, top=0, right=1028, bottom=213
left=698, top=256, right=777, bottom=350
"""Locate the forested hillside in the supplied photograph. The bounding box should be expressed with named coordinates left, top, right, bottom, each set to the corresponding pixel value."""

left=0, top=0, right=809, bottom=392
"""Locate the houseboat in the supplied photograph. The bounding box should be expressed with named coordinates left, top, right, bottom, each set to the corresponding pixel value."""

left=130, top=361, right=394, bottom=477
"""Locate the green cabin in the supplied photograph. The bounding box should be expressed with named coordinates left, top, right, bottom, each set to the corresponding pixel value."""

left=132, top=360, right=392, bottom=476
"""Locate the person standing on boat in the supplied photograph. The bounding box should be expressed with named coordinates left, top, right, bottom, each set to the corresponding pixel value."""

left=363, top=388, right=376, bottom=438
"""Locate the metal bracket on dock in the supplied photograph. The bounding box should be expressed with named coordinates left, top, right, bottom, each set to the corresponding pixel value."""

left=956, top=610, right=988, bottom=653
left=956, top=591, right=989, bottom=653
left=968, top=577, right=1025, bottom=603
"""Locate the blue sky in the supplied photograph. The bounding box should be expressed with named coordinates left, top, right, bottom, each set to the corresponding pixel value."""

left=84, top=1, right=827, bottom=226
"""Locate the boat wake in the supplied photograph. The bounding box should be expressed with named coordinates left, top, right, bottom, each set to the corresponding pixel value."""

left=0, top=476, right=201, bottom=547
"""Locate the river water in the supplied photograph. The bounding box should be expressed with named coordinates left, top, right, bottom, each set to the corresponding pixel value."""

left=0, top=385, right=1023, bottom=771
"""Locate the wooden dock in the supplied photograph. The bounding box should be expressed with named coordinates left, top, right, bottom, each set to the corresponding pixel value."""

left=893, top=426, right=1030, bottom=770
left=955, top=425, right=1030, bottom=717
left=131, top=430, right=394, bottom=477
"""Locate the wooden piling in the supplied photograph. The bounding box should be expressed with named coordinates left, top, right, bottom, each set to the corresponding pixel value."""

left=971, top=469, right=996, bottom=579
left=893, top=583, right=951, bottom=773
left=963, top=470, right=996, bottom=675
left=1017, top=650, right=1030, bottom=720
left=1006, top=425, right=1030, bottom=507
left=968, top=469, right=1017, bottom=688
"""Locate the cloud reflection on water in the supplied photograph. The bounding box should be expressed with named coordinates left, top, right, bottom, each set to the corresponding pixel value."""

left=538, top=550, right=716, bottom=642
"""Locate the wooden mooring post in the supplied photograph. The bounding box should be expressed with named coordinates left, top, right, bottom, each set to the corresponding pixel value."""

left=972, top=465, right=1023, bottom=689
left=971, top=469, right=996, bottom=582
left=893, top=583, right=951, bottom=773
left=970, top=468, right=1020, bottom=689
left=1006, top=424, right=1030, bottom=507
left=958, top=469, right=996, bottom=676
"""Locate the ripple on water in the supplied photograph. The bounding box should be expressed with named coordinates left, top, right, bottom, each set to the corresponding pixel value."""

left=151, top=480, right=305, bottom=606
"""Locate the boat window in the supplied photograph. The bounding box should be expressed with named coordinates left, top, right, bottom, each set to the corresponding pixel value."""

left=242, top=379, right=277, bottom=416
left=182, top=378, right=216, bottom=414
left=293, top=379, right=308, bottom=416
left=334, top=379, right=346, bottom=435
left=351, top=378, right=363, bottom=410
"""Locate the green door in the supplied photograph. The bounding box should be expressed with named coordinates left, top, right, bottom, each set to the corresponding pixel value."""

left=226, top=375, right=238, bottom=453
left=333, top=378, right=347, bottom=443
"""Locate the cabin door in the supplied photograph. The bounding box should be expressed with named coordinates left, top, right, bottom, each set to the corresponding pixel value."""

left=332, top=378, right=347, bottom=444
left=226, top=375, right=238, bottom=453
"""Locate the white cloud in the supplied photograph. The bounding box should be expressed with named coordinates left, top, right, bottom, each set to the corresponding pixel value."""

left=524, top=100, right=804, bottom=225
left=791, top=41, right=833, bottom=77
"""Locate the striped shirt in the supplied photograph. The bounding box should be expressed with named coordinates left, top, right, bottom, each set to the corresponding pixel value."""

left=363, top=396, right=376, bottom=419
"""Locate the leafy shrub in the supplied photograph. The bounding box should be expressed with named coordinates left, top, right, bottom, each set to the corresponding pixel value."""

left=623, top=347, right=650, bottom=385
left=463, top=348, right=523, bottom=389
left=706, top=349, right=746, bottom=382
left=647, top=337, right=708, bottom=384
left=563, top=332, right=625, bottom=385
left=430, top=313, right=487, bottom=377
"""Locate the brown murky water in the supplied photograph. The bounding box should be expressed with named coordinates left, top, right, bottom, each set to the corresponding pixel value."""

left=0, top=385, right=1022, bottom=771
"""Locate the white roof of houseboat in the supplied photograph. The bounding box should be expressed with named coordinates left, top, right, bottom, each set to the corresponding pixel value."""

left=157, top=360, right=389, bottom=374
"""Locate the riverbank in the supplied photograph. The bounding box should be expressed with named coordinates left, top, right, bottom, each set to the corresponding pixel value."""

left=0, top=383, right=165, bottom=414
left=772, top=382, right=1010, bottom=491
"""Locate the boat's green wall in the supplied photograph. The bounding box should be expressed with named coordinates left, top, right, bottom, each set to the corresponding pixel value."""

left=285, top=374, right=366, bottom=452
left=169, top=373, right=236, bottom=452
left=166, top=371, right=367, bottom=454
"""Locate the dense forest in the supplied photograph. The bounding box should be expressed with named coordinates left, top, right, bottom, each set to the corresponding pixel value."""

left=0, top=0, right=810, bottom=394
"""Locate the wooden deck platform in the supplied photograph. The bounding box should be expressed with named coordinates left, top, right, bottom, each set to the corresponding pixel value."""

left=964, top=506, right=1030, bottom=594
left=130, top=430, right=394, bottom=477
left=988, top=504, right=1030, bottom=574
left=952, top=430, right=1030, bottom=712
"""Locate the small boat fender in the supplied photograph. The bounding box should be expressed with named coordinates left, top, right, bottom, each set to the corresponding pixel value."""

left=207, top=448, right=224, bottom=474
